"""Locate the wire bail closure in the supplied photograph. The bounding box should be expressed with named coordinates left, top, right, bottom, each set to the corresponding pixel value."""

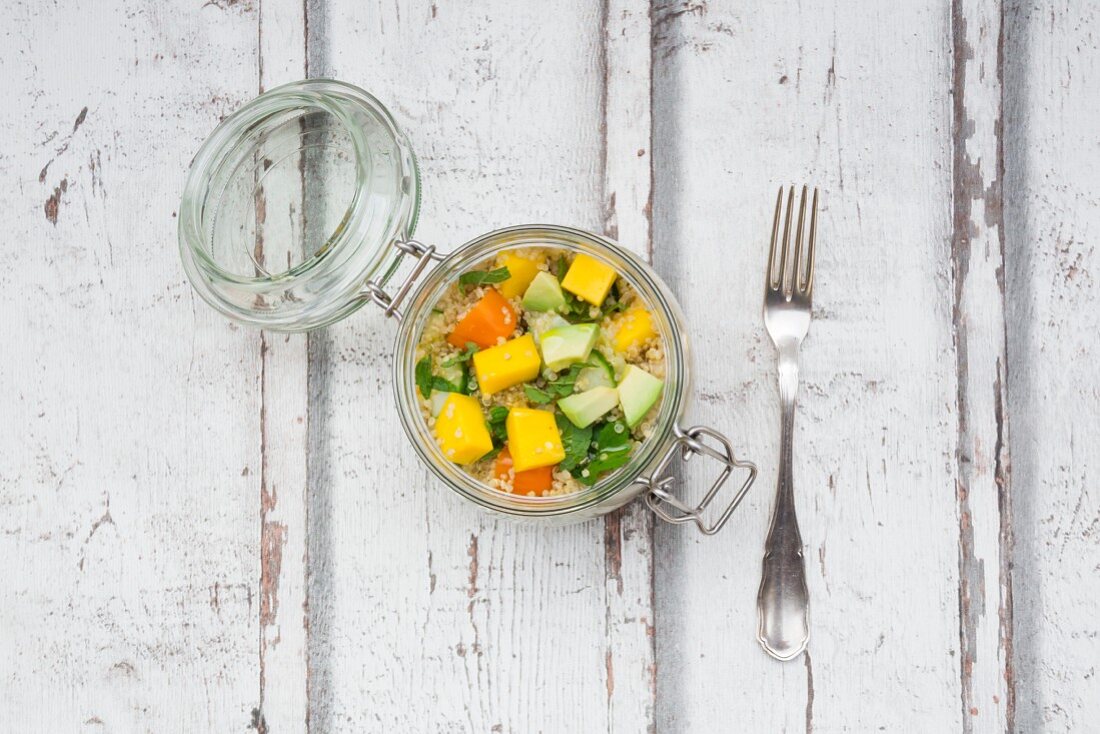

left=640, top=424, right=758, bottom=535
left=362, top=239, right=444, bottom=320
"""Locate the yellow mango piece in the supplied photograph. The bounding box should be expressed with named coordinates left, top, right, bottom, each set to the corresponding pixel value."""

left=561, top=253, right=617, bottom=306
left=612, top=307, right=658, bottom=353
left=434, top=393, right=493, bottom=464
left=506, top=408, right=566, bottom=471
left=496, top=252, right=543, bottom=299
left=472, top=333, right=541, bottom=395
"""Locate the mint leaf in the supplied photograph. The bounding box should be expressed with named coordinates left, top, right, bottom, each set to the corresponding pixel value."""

left=556, top=413, right=592, bottom=472
left=415, top=356, right=433, bottom=398
left=441, top=342, right=479, bottom=367
left=524, top=385, right=554, bottom=404
left=459, top=266, right=510, bottom=292
left=488, top=406, right=509, bottom=444
left=572, top=419, right=633, bottom=485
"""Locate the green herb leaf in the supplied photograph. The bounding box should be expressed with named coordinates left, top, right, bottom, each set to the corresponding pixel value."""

left=556, top=414, right=593, bottom=472
left=594, top=419, right=632, bottom=453
left=556, top=255, right=569, bottom=282
left=459, top=362, right=476, bottom=395
left=441, top=342, right=479, bottom=367
left=431, top=376, right=462, bottom=393
left=487, top=406, right=509, bottom=444
left=524, top=384, right=555, bottom=404
left=415, top=356, right=434, bottom=398
left=482, top=445, right=503, bottom=462
left=572, top=419, right=633, bottom=485
left=459, top=266, right=511, bottom=292
left=543, top=360, right=592, bottom=398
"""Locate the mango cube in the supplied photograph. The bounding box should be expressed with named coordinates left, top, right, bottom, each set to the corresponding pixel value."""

left=612, top=308, right=657, bottom=353
left=561, top=253, right=617, bottom=306
left=505, top=408, right=566, bottom=471
left=472, top=333, right=541, bottom=395
left=434, top=393, right=493, bottom=464
left=496, top=252, right=543, bottom=299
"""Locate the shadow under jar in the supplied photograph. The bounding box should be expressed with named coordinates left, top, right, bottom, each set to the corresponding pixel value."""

left=179, top=79, right=756, bottom=533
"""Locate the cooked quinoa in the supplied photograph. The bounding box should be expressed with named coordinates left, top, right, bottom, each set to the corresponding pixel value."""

left=414, top=246, right=667, bottom=497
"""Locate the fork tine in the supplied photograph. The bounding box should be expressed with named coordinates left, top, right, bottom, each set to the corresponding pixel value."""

left=792, top=185, right=808, bottom=295
left=778, top=186, right=795, bottom=297
left=766, top=187, right=783, bottom=290
left=802, top=187, right=818, bottom=294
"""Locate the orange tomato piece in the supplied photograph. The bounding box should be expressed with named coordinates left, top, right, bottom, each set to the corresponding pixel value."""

left=448, top=288, right=517, bottom=349
left=493, top=447, right=554, bottom=496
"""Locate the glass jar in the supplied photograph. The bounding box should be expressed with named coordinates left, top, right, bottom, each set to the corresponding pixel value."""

left=179, top=79, right=756, bottom=533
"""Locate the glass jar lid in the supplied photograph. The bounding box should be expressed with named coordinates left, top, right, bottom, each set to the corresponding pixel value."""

left=178, top=79, right=420, bottom=331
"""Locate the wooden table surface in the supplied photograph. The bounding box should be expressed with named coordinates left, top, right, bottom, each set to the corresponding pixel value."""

left=3, top=1, right=1098, bottom=731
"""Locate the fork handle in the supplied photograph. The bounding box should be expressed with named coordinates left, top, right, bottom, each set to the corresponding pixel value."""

left=757, top=353, right=810, bottom=660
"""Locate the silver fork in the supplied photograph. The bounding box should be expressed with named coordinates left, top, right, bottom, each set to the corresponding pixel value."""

left=757, top=185, right=818, bottom=661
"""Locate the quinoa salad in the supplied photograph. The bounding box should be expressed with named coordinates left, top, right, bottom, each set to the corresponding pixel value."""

left=414, top=247, right=667, bottom=497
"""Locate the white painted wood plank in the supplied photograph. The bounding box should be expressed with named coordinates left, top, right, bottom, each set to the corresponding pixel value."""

left=602, top=1, right=658, bottom=730
left=652, top=1, right=963, bottom=730
left=303, top=1, right=653, bottom=731
left=256, top=1, right=311, bottom=730
left=0, top=0, right=264, bottom=730
left=951, top=0, right=1014, bottom=730
left=1003, top=2, right=1100, bottom=730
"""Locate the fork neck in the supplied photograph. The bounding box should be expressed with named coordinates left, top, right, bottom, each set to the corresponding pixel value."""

left=776, top=345, right=800, bottom=410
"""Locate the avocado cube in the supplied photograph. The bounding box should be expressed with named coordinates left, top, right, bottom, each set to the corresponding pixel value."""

left=617, top=365, right=664, bottom=428
left=521, top=271, right=566, bottom=312
left=539, top=323, right=599, bottom=372
left=558, top=386, right=619, bottom=428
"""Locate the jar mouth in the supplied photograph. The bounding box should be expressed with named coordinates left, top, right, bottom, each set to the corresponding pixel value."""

left=179, top=79, right=419, bottom=331
left=393, top=225, right=688, bottom=518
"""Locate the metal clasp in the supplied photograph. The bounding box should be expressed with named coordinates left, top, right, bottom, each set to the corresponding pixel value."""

left=639, top=424, right=757, bottom=536
left=362, top=239, right=444, bottom=320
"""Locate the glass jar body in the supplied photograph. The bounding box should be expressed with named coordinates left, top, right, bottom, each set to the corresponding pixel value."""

left=392, top=225, right=692, bottom=523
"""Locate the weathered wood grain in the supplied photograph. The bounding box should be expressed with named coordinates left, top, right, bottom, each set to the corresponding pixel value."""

left=6, top=0, right=1100, bottom=730
left=256, top=1, right=311, bottom=731
left=652, top=1, right=964, bottom=730
left=303, top=1, right=655, bottom=730
left=1004, top=1, right=1100, bottom=730
left=602, top=2, right=658, bottom=731
left=0, top=0, right=264, bottom=729
left=951, top=0, right=1014, bottom=730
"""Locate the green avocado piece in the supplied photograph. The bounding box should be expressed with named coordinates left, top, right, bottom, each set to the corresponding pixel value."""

left=558, top=386, right=619, bottom=428
left=540, top=323, right=599, bottom=371
left=528, top=312, right=570, bottom=346
left=522, top=271, right=566, bottom=312
left=616, top=365, right=664, bottom=428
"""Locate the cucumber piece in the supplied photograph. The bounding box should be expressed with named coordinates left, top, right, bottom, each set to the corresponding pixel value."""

left=437, top=361, right=467, bottom=393
left=575, top=350, right=616, bottom=391
left=429, top=389, right=454, bottom=417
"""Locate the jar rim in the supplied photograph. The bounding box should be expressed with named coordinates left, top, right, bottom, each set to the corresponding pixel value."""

left=178, top=79, right=420, bottom=331
left=392, top=225, right=688, bottom=518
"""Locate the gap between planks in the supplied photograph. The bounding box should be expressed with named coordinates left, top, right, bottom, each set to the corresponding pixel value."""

left=256, top=0, right=312, bottom=730
left=951, top=0, right=1015, bottom=731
